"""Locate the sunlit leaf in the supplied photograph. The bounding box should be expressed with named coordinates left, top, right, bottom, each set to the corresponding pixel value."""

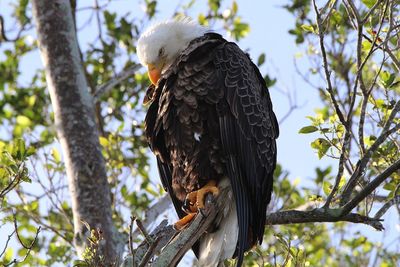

left=51, top=148, right=61, bottom=164
left=361, top=0, right=377, bottom=8
left=16, top=115, right=32, bottom=128
left=323, top=181, right=332, bottom=196
left=299, top=125, right=318, bottom=134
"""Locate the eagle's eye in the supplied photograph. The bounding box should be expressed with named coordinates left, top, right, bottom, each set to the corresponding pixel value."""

left=158, top=47, right=165, bottom=57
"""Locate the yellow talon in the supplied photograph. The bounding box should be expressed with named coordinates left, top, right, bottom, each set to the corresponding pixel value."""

left=176, top=180, right=220, bottom=229
left=174, top=213, right=196, bottom=230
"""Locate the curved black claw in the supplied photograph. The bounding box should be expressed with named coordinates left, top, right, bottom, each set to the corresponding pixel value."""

left=182, top=197, right=195, bottom=214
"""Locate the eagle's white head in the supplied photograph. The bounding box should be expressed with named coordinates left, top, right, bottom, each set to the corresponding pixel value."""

left=137, top=19, right=207, bottom=85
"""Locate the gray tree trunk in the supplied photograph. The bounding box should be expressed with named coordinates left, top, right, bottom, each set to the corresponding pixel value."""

left=32, top=0, right=123, bottom=264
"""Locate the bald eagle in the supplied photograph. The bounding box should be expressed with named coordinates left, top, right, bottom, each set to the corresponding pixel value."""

left=137, top=20, right=279, bottom=266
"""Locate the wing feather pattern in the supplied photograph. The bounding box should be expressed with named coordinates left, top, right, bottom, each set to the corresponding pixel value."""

left=215, top=42, right=278, bottom=266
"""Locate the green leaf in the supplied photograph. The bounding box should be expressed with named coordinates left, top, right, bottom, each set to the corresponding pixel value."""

left=301, top=24, right=315, bottom=33
left=73, top=260, right=89, bottom=267
left=232, top=1, right=238, bottom=14
left=362, top=40, right=372, bottom=52
left=4, top=247, right=13, bottom=263
left=299, top=125, right=318, bottom=134
left=323, top=181, right=332, bottom=196
left=16, top=115, right=32, bottom=128
left=257, top=53, right=266, bottom=67
left=14, top=138, right=26, bottom=160
left=198, top=13, right=208, bottom=26
left=99, top=136, right=109, bottom=147
left=311, top=138, right=331, bottom=159
left=26, top=146, right=36, bottom=157
left=361, top=0, right=377, bottom=8
left=379, top=71, right=396, bottom=88
left=51, top=148, right=61, bottom=164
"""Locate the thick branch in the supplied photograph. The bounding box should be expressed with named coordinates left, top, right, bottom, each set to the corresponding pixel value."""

left=152, top=198, right=217, bottom=267
left=120, top=195, right=217, bottom=267
left=266, top=208, right=384, bottom=231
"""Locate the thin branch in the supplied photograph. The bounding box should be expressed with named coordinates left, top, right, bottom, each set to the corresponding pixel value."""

left=341, top=158, right=400, bottom=215
left=136, top=218, right=153, bottom=244
left=0, top=15, right=27, bottom=43
left=93, top=64, right=141, bottom=101
left=131, top=195, right=171, bottom=238
left=363, top=0, right=385, bottom=24
left=342, top=100, right=400, bottom=201
left=0, top=229, right=16, bottom=258
left=312, top=0, right=347, bottom=127
left=128, top=216, right=136, bottom=266
left=374, top=195, right=400, bottom=219
left=3, top=215, right=41, bottom=267
left=94, top=0, right=105, bottom=44
left=345, top=0, right=361, bottom=23
left=131, top=220, right=176, bottom=266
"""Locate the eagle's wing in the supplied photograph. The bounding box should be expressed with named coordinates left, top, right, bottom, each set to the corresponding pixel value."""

left=156, top=158, right=186, bottom=219
left=215, top=42, right=279, bottom=265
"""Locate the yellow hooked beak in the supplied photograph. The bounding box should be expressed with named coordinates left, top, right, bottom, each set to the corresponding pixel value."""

left=147, top=62, right=164, bottom=85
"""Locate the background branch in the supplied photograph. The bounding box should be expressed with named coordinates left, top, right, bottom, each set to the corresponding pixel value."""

left=93, top=64, right=141, bottom=101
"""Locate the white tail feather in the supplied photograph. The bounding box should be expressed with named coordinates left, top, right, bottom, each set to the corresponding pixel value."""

left=198, top=178, right=238, bottom=267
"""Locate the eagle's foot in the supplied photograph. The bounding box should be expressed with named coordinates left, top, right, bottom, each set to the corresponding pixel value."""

left=174, top=213, right=196, bottom=230
left=183, top=180, right=219, bottom=213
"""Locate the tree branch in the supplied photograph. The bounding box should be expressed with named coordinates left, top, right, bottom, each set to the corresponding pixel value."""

left=152, top=197, right=217, bottom=267
left=93, top=64, right=141, bottom=101
left=265, top=208, right=384, bottom=231
left=342, top=103, right=400, bottom=203
left=130, top=195, right=171, bottom=239
left=341, top=158, right=400, bottom=215
left=120, top=195, right=217, bottom=267
left=374, top=195, right=400, bottom=219
left=312, top=0, right=347, bottom=127
left=0, top=15, right=27, bottom=42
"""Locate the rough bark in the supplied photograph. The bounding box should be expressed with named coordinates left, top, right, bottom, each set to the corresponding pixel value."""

left=31, top=0, right=123, bottom=264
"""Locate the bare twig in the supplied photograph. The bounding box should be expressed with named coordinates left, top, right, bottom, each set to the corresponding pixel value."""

left=0, top=229, right=16, bottom=258
left=0, top=15, right=27, bottom=42
left=3, top=214, right=41, bottom=266
left=128, top=216, right=136, bottom=266
left=138, top=236, right=161, bottom=267
left=312, top=0, right=347, bottom=127
left=131, top=195, right=171, bottom=238
left=362, top=0, right=385, bottom=23
left=0, top=163, right=25, bottom=199
left=374, top=195, right=400, bottom=219
left=136, top=218, right=153, bottom=244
